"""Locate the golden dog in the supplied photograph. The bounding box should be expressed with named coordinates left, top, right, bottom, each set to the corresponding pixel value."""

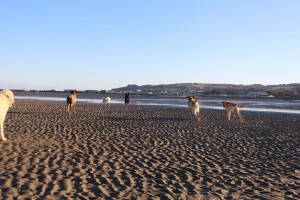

left=221, top=100, right=247, bottom=123
left=186, top=95, right=201, bottom=121
left=66, top=90, right=78, bottom=115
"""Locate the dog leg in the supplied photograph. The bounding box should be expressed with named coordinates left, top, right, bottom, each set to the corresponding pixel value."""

left=238, top=112, right=244, bottom=124
left=195, top=114, right=199, bottom=121
left=192, top=110, right=199, bottom=121
left=197, top=111, right=201, bottom=122
left=67, top=104, right=71, bottom=115
left=0, top=121, right=7, bottom=141
left=233, top=111, right=236, bottom=119
left=234, top=110, right=238, bottom=122
left=235, top=108, right=243, bottom=124
left=227, top=112, right=231, bottom=123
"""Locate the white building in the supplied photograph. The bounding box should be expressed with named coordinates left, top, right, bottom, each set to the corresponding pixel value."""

left=247, top=91, right=269, bottom=97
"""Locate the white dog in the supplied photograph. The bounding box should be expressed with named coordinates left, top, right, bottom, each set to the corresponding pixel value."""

left=0, top=90, right=14, bottom=141
left=102, top=97, right=111, bottom=106
left=186, top=95, right=201, bottom=121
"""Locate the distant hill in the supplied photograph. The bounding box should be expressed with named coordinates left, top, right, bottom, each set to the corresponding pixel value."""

left=110, top=83, right=300, bottom=98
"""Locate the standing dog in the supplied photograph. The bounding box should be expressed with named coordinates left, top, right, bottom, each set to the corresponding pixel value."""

left=0, top=90, right=14, bottom=141
left=125, top=93, right=130, bottom=108
left=221, top=100, right=247, bottom=123
left=66, top=90, right=78, bottom=115
left=102, top=97, right=111, bottom=106
left=186, top=95, right=201, bottom=121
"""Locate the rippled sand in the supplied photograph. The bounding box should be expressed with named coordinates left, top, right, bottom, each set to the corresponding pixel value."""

left=0, top=100, right=299, bottom=199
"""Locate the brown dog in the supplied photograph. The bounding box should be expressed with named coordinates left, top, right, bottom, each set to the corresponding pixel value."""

left=221, top=100, right=247, bottom=123
left=186, top=95, right=201, bottom=121
left=66, top=90, right=78, bottom=115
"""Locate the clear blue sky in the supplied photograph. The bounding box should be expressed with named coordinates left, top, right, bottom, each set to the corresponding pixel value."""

left=1, top=0, right=299, bottom=90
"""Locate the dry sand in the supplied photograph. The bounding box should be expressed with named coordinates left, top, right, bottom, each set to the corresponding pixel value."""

left=0, top=100, right=299, bottom=199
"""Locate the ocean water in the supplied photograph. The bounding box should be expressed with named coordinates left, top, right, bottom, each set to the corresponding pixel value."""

left=15, top=95, right=300, bottom=114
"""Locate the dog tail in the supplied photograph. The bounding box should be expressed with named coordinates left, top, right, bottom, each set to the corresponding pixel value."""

left=237, top=105, right=247, bottom=108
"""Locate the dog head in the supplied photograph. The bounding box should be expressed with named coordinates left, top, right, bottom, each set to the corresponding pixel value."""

left=221, top=100, right=230, bottom=108
left=103, top=97, right=110, bottom=102
left=186, top=96, right=199, bottom=106
left=0, top=89, right=14, bottom=107
left=71, top=90, right=78, bottom=95
left=186, top=95, right=198, bottom=101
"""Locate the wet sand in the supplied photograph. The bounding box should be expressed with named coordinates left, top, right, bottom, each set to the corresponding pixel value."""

left=0, top=100, right=299, bottom=199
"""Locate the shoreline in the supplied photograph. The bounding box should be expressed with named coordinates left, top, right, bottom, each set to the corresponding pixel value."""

left=14, top=93, right=300, bottom=114
left=12, top=90, right=300, bottom=101
left=0, top=100, right=299, bottom=199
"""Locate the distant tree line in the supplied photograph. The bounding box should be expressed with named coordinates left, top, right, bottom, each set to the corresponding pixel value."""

left=111, top=83, right=300, bottom=98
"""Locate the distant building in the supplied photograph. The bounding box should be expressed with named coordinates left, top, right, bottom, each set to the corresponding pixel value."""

left=85, top=90, right=99, bottom=93
left=64, top=89, right=76, bottom=93
left=247, top=91, right=269, bottom=97
left=194, top=91, right=205, bottom=96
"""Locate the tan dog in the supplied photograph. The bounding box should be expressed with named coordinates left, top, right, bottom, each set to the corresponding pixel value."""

left=186, top=95, right=201, bottom=121
left=221, top=100, right=247, bottom=123
left=66, top=90, right=78, bottom=115
left=0, top=90, right=14, bottom=141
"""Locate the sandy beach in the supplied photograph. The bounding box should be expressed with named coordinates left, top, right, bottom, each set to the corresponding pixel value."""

left=0, top=99, right=299, bottom=199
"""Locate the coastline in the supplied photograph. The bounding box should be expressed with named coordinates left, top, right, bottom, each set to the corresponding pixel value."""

left=0, top=99, right=299, bottom=199
left=13, top=91, right=300, bottom=114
